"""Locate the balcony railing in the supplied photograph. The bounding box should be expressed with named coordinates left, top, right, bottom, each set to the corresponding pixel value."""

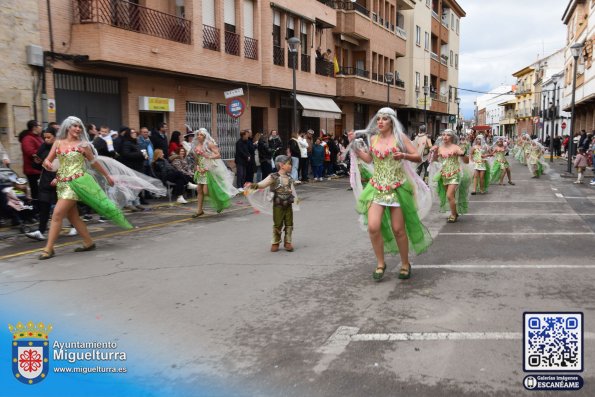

left=332, top=1, right=370, bottom=17
left=440, top=54, right=448, bottom=65
left=73, top=0, right=192, bottom=44
left=430, top=52, right=439, bottom=62
left=301, top=54, right=311, bottom=72
left=225, top=30, right=240, bottom=56
left=244, top=36, right=258, bottom=59
left=339, top=66, right=369, bottom=78
left=395, top=26, right=407, bottom=39
left=273, top=45, right=285, bottom=66
left=315, top=58, right=334, bottom=77
left=203, top=24, right=220, bottom=51
left=432, top=10, right=439, bottom=20
left=395, top=79, right=405, bottom=88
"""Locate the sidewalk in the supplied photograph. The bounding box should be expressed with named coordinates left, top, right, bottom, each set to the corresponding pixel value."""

left=542, top=151, right=595, bottom=182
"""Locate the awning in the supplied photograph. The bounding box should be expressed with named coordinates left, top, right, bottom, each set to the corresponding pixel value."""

left=296, top=94, right=342, bottom=119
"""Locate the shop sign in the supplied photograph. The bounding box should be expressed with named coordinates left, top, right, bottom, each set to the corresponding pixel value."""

left=224, top=88, right=244, bottom=99
left=139, top=96, right=175, bottom=112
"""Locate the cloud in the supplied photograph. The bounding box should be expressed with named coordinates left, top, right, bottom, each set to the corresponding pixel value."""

left=456, top=0, right=568, bottom=118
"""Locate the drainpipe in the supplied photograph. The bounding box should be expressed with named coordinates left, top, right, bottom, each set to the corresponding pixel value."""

left=41, top=0, right=55, bottom=127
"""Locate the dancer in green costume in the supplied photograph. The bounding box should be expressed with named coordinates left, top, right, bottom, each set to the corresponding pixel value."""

left=191, top=128, right=239, bottom=217
left=429, top=129, right=471, bottom=223
left=470, top=135, right=491, bottom=194
left=39, top=117, right=132, bottom=260
left=528, top=139, right=548, bottom=178
left=348, top=108, right=433, bottom=282
left=490, top=137, right=515, bottom=185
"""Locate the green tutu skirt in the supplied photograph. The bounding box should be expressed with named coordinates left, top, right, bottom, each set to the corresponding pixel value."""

left=356, top=181, right=432, bottom=255
left=536, top=161, right=544, bottom=177
left=472, top=162, right=491, bottom=192
left=69, top=174, right=133, bottom=229
left=205, top=171, right=232, bottom=213
left=435, top=168, right=471, bottom=215
left=490, top=161, right=509, bottom=184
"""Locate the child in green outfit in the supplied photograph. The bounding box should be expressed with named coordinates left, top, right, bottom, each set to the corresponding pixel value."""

left=245, top=155, right=298, bottom=252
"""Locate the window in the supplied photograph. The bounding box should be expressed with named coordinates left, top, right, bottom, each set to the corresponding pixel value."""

left=450, top=50, right=453, bottom=66
left=415, top=72, right=420, bottom=91
left=216, top=104, right=240, bottom=160
left=424, top=75, right=429, bottom=88
left=273, top=10, right=281, bottom=46
left=426, top=0, right=430, bottom=7
left=455, top=53, right=458, bottom=69
left=424, top=32, right=429, bottom=50
left=300, top=21, right=308, bottom=54
left=456, top=18, right=459, bottom=34
left=286, top=16, right=295, bottom=40
left=451, top=14, right=454, bottom=30
left=396, top=12, right=404, bottom=29
left=416, top=25, right=421, bottom=46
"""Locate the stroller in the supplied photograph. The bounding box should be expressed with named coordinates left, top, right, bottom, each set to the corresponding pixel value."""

left=0, top=168, right=34, bottom=233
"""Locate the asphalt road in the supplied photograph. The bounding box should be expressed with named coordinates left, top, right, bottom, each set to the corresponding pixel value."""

left=1, top=160, right=594, bottom=397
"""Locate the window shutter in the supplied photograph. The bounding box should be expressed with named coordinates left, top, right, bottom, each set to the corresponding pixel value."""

left=244, top=0, right=254, bottom=38
left=202, top=0, right=215, bottom=26
left=224, top=0, right=236, bottom=26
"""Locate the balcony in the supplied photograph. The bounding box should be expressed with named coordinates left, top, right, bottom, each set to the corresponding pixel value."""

left=339, top=66, right=369, bottom=78
left=337, top=72, right=406, bottom=105
left=316, top=59, right=335, bottom=77
left=430, top=52, right=439, bottom=62
left=203, top=25, right=220, bottom=51
left=244, top=37, right=258, bottom=60
left=73, top=0, right=191, bottom=44
left=225, top=30, right=240, bottom=56
left=333, top=0, right=370, bottom=16
left=440, top=54, right=448, bottom=65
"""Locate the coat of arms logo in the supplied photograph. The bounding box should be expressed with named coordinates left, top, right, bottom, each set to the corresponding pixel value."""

left=9, top=321, right=52, bottom=385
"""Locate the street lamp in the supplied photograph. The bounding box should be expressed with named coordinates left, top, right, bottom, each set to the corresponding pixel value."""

left=549, top=75, right=559, bottom=163
left=423, top=85, right=430, bottom=131
left=287, top=36, right=301, bottom=135
left=455, top=97, right=461, bottom=133
left=384, top=72, right=394, bottom=108
left=567, top=41, right=583, bottom=173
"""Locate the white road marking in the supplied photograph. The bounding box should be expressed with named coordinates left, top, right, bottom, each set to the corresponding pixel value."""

left=563, top=196, right=595, bottom=199
left=313, top=326, right=359, bottom=374
left=467, top=201, right=564, bottom=203
left=439, top=232, right=594, bottom=236
left=463, top=213, right=588, bottom=216
left=551, top=188, right=558, bottom=191
left=555, top=193, right=564, bottom=198
left=322, top=328, right=595, bottom=345
left=351, top=332, right=521, bottom=341
left=413, top=264, right=595, bottom=269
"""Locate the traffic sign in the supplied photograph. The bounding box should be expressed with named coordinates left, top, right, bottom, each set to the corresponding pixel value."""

left=226, top=97, right=246, bottom=118
left=561, top=121, right=567, bottom=130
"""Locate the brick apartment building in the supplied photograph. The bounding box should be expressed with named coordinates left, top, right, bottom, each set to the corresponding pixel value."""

left=1, top=0, right=465, bottom=162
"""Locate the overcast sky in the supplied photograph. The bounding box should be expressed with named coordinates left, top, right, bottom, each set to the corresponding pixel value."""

left=456, top=0, right=568, bottom=119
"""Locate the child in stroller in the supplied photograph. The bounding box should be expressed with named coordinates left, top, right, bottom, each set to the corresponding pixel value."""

left=1, top=174, right=35, bottom=232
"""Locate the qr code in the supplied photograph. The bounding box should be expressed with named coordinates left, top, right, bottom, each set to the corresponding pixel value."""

left=523, top=312, right=583, bottom=372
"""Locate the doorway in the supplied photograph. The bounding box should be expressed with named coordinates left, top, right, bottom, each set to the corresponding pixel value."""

left=251, top=107, right=264, bottom=133
left=139, top=111, right=166, bottom=131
